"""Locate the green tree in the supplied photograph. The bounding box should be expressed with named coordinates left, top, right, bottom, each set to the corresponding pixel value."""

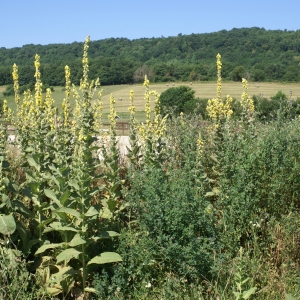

left=159, top=86, right=196, bottom=115
left=231, top=66, right=246, bottom=81
left=253, top=69, right=266, bottom=82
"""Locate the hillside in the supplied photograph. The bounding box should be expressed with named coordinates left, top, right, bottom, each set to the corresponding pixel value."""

left=0, top=27, right=299, bottom=86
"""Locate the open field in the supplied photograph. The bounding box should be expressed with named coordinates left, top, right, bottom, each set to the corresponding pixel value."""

left=2, top=81, right=300, bottom=121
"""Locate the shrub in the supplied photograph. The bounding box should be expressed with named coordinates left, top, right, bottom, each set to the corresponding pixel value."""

left=159, top=85, right=196, bottom=116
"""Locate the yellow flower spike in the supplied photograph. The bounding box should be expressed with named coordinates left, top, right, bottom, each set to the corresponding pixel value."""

left=34, top=54, right=43, bottom=108
left=80, top=35, right=90, bottom=91
left=108, top=94, right=117, bottom=136
left=128, top=90, right=135, bottom=115
left=12, top=64, right=20, bottom=106
left=241, top=78, right=255, bottom=113
left=62, top=65, right=71, bottom=127
left=44, top=88, right=55, bottom=130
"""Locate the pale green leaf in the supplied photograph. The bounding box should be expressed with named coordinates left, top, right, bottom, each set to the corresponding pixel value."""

left=87, top=252, right=122, bottom=265
left=56, top=248, right=82, bottom=263
left=46, top=287, right=62, bottom=296
left=85, top=206, right=99, bottom=217
left=49, top=222, right=78, bottom=232
left=68, top=234, right=86, bottom=247
left=285, top=294, right=297, bottom=300
left=35, top=243, right=64, bottom=255
left=0, top=213, right=16, bottom=235
left=44, top=189, right=62, bottom=207
left=84, top=287, right=98, bottom=293
left=27, top=157, right=40, bottom=171
left=242, top=287, right=257, bottom=299
left=55, top=207, right=80, bottom=219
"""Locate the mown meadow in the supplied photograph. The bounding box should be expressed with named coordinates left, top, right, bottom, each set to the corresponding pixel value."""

left=0, top=37, right=300, bottom=300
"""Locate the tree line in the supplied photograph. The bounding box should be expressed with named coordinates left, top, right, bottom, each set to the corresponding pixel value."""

left=0, top=27, right=300, bottom=88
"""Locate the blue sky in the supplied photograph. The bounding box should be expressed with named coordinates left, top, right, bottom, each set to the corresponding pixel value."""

left=1, top=0, right=299, bottom=49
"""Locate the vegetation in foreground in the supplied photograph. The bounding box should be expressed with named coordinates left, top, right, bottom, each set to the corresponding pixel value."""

left=0, top=37, right=300, bottom=300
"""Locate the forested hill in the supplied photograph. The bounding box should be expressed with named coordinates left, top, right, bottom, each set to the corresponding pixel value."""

left=1, top=27, right=300, bottom=86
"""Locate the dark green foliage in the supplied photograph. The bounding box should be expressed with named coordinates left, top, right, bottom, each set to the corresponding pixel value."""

left=159, top=85, right=196, bottom=115
left=231, top=66, right=246, bottom=82
left=253, top=69, right=266, bottom=82
left=183, top=98, right=208, bottom=117
left=1, top=28, right=300, bottom=86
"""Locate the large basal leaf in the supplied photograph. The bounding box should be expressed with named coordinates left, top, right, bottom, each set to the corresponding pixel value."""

left=0, top=213, right=16, bottom=235
left=87, top=252, right=122, bottom=266
left=35, top=243, right=64, bottom=255
left=56, top=248, right=82, bottom=263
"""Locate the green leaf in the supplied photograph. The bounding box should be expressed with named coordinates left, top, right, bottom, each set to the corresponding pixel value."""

left=48, top=266, right=75, bottom=283
left=85, top=206, right=99, bottom=217
left=56, top=248, right=82, bottom=263
left=16, top=222, right=28, bottom=245
left=35, top=243, right=64, bottom=255
left=44, top=189, right=62, bottom=207
left=68, top=181, right=80, bottom=191
left=49, top=222, right=78, bottom=232
left=1, top=160, right=10, bottom=169
left=27, top=182, right=40, bottom=194
left=68, top=234, right=86, bottom=247
left=205, top=191, right=215, bottom=197
left=285, top=294, right=297, bottom=300
left=27, top=156, right=40, bottom=171
left=14, top=201, right=35, bottom=218
left=59, top=191, right=70, bottom=205
left=242, top=287, right=257, bottom=299
left=0, top=213, right=16, bottom=235
left=55, top=207, right=80, bottom=219
left=84, top=287, right=98, bottom=293
left=87, top=252, right=122, bottom=265
left=23, top=239, right=40, bottom=254
left=46, top=287, right=62, bottom=296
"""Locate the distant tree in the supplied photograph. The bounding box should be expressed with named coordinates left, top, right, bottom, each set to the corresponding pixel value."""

left=231, top=66, right=246, bottom=82
left=253, top=69, right=266, bottom=82
left=283, top=65, right=299, bottom=82
left=159, top=86, right=196, bottom=116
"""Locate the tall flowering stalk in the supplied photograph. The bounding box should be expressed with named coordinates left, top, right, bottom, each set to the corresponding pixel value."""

left=34, top=54, right=43, bottom=109
left=12, top=64, right=20, bottom=106
left=62, top=66, right=71, bottom=127
left=206, top=53, right=233, bottom=126
left=241, top=78, right=255, bottom=115
left=137, top=76, right=167, bottom=144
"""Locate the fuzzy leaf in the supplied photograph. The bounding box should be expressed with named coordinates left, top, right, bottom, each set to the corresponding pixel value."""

left=85, top=206, right=98, bottom=217
left=56, top=248, right=82, bottom=263
left=87, top=252, right=122, bottom=265
left=0, top=213, right=16, bottom=235
left=46, top=287, right=62, bottom=296
left=27, top=156, right=40, bottom=171
left=285, top=294, right=296, bottom=300
left=49, top=222, right=78, bottom=232
left=44, top=189, right=62, bottom=207
left=68, top=234, right=86, bottom=247
left=35, top=243, right=63, bottom=255
left=242, top=287, right=257, bottom=299
left=84, top=287, right=98, bottom=293
left=55, top=207, right=80, bottom=219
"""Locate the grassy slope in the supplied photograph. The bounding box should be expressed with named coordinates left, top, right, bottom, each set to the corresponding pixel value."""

left=2, top=81, right=300, bottom=122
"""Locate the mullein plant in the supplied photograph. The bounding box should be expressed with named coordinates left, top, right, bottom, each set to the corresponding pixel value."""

left=2, top=35, right=122, bottom=298
left=206, top=53, right=233, bottom=129
left=135, top=76, right=167, bottom=167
